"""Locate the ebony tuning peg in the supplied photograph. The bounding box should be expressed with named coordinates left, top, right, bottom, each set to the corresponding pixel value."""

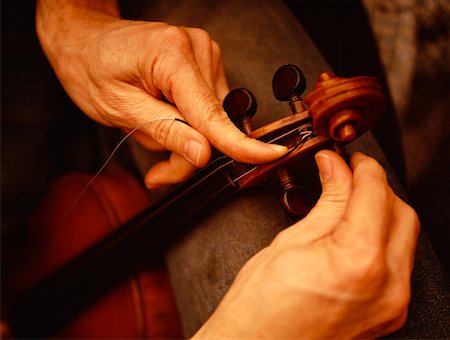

left=272, top=64, right=307, bottom=114
left=223, top=88, right=257, bottom=135
left=278, top=168, right=311, bottom=219
left=272, top=65, right=311, bottom=220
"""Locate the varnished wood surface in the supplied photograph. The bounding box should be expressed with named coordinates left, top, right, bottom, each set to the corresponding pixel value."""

left=248, top=111, right=310, bottom=140
left=123, top=0, right=449, bottom=338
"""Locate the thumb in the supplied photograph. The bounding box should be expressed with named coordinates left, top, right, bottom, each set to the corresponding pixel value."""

left=296, top=150, right=353, bottom=237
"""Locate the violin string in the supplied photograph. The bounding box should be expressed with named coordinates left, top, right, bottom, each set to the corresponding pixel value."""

left=265, top=122, right=313, bottom=145
left=232, top=132, right=307, bottom=184
left=63, top=117, right=181, bottom=220
left=232, top=123, right=316, bottom=184
left=65, top=120, right=310, bottom=219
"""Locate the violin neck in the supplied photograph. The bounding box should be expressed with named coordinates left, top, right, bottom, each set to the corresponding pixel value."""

left=10, top=156, right=238, bottom=338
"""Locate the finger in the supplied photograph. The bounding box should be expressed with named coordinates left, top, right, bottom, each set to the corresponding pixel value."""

left=123, top=92, right=212, bottom=168
left=185, top=28, right=215, bottom=90
left=285, top=150, right=353, bottom=243
left=151, top=30, right=288, bottom=163
left=123, top=129, right=166, bottom=152
left=211, top=40, right=229, bottom=102
left=379, top=310, right=409, bottom=338
left=184, top=29, right=229, bottom=102
left=333, top=152, right=395, bottom=249
left=145, top=152, right=198, bottom=188
left=386, top=197, right=420, bottom=276
left=165, top=63, right=287, bottom=163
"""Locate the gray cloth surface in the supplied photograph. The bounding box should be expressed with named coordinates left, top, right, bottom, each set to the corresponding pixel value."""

left=123, top=0, right=449, bottom=338
left=2, top=0, right=448, bottom=338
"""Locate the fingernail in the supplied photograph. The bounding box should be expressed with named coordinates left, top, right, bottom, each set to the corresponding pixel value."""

left=184, top=140, right=203, bottom=166
left=266, top=144, right=289, bottom=155
left=315, top=153, right=332, bottom=183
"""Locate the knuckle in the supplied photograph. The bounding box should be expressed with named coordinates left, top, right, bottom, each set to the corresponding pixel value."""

left=162, top=25, right=192, bottom=51
left=389, top=311, right=409, bottom=333
left=196, top=101, right=229, bottom=130
left=205, top=102, right=229, bottom=122
left=190, top=27, right=212, bottom=44
left=386, top=283, right=411, bottom=321
left=150, top=119, right=178, bottom=150
left=406, top=204, right=421, bottom=231
left=94, top=89, right=134, bottom=126
left=340, top=249, right=387, bottom=287
left=152, top=26, right=194, bottom=88
left=211, top=40, right=222, bottom=58
left=390, top=293, right=410, bottom=321
left=191, top=28, right=214, bottom=66
left=395, top=198, right=421, bottom=234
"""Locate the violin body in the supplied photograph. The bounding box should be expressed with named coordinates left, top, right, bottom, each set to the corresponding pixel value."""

left=4, top=1, right=448, bottom=338
left=10, top=168, right=182, bottom=338
left=7, top=60, right=385, bottom=337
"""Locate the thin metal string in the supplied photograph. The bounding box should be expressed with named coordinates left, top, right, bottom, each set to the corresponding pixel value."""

left=232, top=131, right=308, bottom=184
left=65, top=120, right=311, bottom=219
left=63, top=117, right=182, bottom=219
left=232, top=124, right=316, bottom=184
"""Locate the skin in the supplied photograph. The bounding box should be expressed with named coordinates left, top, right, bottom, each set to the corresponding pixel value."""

left=36, top=1, right=420, bottom=338
left=194, top=151, right=420, bottom=339
left=35, top=0, right=288, bottom=188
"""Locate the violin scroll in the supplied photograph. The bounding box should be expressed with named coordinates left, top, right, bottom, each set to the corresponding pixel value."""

left=6, top=64, right=387, bottom=338
left=224, top=65, right=385, bottom=216
left=223, top=66, right=386, bottom=164
left=304, top=72, right=385, bottom=142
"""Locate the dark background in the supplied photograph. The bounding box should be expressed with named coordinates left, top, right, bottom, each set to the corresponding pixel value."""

left=2, top=0, right=448, bottom=304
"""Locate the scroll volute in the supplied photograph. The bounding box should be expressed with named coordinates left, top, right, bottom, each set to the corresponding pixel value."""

left=304, top=72, right=385, bottom=143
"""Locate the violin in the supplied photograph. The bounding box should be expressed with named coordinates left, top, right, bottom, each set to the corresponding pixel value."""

left=6, top=65, right=385, bottom=338
left=5, top=167, right=183, bottom=339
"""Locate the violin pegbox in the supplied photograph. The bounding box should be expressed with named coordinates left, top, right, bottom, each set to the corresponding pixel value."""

left=223, top=67, right=314, bottom=219
left=272, top=64, right=313, bottom=218
left=222, top=65, right=385, bottom=220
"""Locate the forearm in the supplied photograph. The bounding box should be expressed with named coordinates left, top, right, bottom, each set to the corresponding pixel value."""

left=36, top=0, right=120, bottom=70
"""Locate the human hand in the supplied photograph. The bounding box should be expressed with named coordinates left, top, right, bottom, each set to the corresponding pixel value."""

left=36, top=1, right=287, bottom=188
left=194, top=151, right=420, bottom=339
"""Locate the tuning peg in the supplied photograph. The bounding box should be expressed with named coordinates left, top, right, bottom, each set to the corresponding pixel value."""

left=278, top=168, right=311, bottom=219
left=272, top=65, right=311, bottom=218
left=272, top=66, right=312, bottom=220
left=223, top=88, right=257, bottom=134
left=272, top=64, right=307, bottom=114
